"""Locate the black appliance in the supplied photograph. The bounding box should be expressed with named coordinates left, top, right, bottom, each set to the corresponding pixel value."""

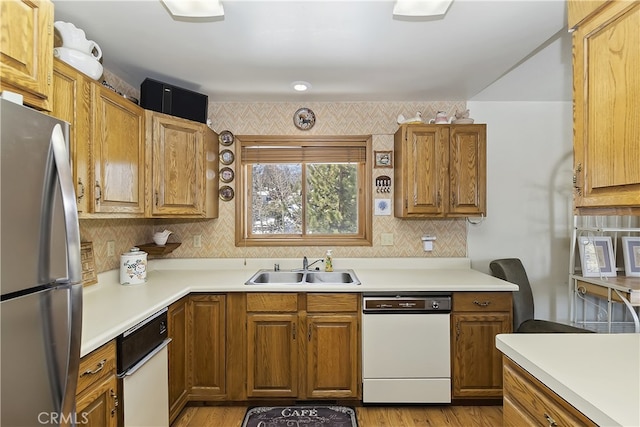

left=140, top=78, right=208, bottom=123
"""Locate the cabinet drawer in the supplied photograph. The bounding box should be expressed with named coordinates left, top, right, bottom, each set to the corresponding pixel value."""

left=77, top=340, right=117, bottom=396
left=503, top=357, right=597, bottom=427
left=307, top=293, right=359, bottom=312
left=453, top=292, right=511, bottom=312
left=247, top=293, right=298, bottom=312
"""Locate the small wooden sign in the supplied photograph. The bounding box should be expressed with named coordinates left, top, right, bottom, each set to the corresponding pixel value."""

left=80, top=242, right=98, bottom=287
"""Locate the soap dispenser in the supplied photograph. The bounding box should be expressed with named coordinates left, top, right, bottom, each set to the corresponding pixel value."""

left=325, top=250, right=333, bottom=272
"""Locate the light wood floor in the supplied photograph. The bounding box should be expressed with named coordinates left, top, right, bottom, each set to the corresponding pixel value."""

left=172, top=404, right=503, bottom=427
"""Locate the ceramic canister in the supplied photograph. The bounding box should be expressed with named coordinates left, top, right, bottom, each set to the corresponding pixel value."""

left=120, top=247, right=147, bottom=285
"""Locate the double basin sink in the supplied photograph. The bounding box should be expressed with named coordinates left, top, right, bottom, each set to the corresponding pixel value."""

left=245, top=269, right=361, bottom=286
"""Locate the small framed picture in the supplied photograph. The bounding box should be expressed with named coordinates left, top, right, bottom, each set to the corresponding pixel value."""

left=374, top=151, right=393, bottom=168
left=374, top=198, right=391, bottom=216
left=578, top=236, right=617, bottom=277
left=621, top=236, right=640, bottom=277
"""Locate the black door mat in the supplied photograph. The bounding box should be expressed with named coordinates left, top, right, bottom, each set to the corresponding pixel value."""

left=241, top=405, right=358, bottom=427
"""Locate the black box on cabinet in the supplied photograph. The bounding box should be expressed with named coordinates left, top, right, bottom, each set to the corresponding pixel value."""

left=140, top=78, right=208, bottom=123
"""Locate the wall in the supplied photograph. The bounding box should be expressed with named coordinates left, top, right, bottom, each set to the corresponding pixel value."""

left=466, top=101, right=573, bottom=323
left=465, top=30, right=575, bottom=323
left=81, top=100, right=470, bottom=272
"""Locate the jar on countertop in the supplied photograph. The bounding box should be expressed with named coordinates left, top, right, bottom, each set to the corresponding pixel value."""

left=120, top=247, right=147, bottom=285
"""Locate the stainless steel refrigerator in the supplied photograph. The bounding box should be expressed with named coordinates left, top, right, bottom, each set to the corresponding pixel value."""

left=1, top=97, right=82, bottom=427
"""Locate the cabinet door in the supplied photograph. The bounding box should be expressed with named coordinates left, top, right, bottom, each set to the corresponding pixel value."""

left=92, top=85, right=146, bottom=214
left=189, top=295, right=226, bottom=399
left=573, top=1, right=640, bottom=210
left=404, top=126, right=449, bottom=216
left=168, top=297, right=188, bottom=422
left=449, top=125, right=486, bottom=217
left=148, top=112, right=205, bottom=216
left=51, top=59, right=92, bottom=215
left=451, top=312, right=511, bottom=398
left=247, top=313, right=298, bottom=397
left=306, top=314, right=359, bottom=399
left=75, top=374, right=118, bottom=427
left=0, top=0, right=53, bottom=111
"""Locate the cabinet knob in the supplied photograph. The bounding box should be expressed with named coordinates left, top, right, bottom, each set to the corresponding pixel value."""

left=473, top=300, right=491, bottom=307
left=95, top=181, right=102, bottom=203
left=80, top=359, right=106, bottom=376
left=77, top=178, right=85, bottom=201
left=544, top=412, right=558, bottom=427
left=573, top=163, right=583, bottom=196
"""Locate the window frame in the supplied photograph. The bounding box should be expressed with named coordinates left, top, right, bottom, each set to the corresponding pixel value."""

left=235, top=135, right=372, bottom=247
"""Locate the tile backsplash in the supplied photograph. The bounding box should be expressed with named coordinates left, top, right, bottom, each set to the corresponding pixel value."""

left=81, top=99, right=469, bottom=272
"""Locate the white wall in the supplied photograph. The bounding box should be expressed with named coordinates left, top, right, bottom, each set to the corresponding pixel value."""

left=465, top=29, right=575, bottom=323
left=466, top=101, right=574, bottom=322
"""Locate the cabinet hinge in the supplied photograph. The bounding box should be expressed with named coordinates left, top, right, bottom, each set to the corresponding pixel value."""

left=47, top=72, right=52, bottom=86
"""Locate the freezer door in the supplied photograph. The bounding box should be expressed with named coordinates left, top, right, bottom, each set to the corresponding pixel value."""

left=1, top=286, right=75, bottom=426
left=0, top=99, right=80, bottom=295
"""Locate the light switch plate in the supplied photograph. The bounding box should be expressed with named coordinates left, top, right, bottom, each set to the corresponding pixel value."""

left=381, top=233, right=394, bottom=246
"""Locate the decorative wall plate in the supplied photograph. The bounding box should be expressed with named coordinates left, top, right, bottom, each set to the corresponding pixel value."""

left=220, top=149, right=235, bottom=165
left=219, top=130, right=234, bottom=146
left=293, top=107, right=316, bottom=130
left=220, top=167, right=234, bottom=183
left=219, top=185, right=234, bottom=201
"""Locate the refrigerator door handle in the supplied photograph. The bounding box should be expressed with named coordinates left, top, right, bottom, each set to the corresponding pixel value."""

left=50, top=124, right=83, bottom=424
left=50, top=124, right=82, bottom=284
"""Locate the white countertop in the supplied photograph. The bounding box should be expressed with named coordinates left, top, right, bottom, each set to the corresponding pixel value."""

left=81, top=257, right=518, bottom=356
left=496, top=333, right=640, bottom=427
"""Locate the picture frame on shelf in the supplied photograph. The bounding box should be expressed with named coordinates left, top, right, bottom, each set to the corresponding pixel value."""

left=578, top=236, right=617, bottom=277
left=374, top=151, right=392, bottom=168
left=621, top=236, right=640, bottom=277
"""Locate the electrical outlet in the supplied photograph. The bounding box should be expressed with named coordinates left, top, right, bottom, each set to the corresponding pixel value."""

left=107, top=240, right=115, bottom=256
left=193, top=234, right=202, bottom=248
left=381, top=233, right=394, bottom=246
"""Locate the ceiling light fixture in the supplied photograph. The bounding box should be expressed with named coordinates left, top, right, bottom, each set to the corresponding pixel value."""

left=393, top=0, right=453, bottom=17
left=292, top=81, right=311, bottom=92
left=161, top=0, right=224, bottom=18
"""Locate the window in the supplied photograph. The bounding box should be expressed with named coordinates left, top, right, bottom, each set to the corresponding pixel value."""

left=236, top=136, right=372, bottom=246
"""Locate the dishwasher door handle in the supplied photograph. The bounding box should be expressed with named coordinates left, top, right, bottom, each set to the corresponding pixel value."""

left=118, top=338, right=171, bottom=378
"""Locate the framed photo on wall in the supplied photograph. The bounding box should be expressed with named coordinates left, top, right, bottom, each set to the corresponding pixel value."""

left=621, top=236, right=640, bottom=277
left=374, top=151, right=392, bottom=168
left=578, top=236, right=617, bottom=277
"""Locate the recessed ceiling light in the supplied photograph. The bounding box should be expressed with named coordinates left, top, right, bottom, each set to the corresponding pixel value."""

left=292, top=81, right=311, bottom=92
left=161, top=0, right=224, bottom=18
left=393, top=0, right=453, bottom=17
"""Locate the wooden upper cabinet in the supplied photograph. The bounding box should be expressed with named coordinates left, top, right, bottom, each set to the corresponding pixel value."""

left=449, top=126, right=486, bottom=216
left=92, top=84, right=146, bottom=215
left=145, top=111, right=219, bottom=218
left=0, top=0, right=54, bottom=111
left=51, top=58, right=91, bottom=214
left=394, top=124, right=486, bottom=218
left=568, top=0, right=609, bottom=29
left=572, top=0, right=640, bottom=214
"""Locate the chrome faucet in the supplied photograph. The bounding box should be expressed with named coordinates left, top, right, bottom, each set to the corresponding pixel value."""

left=302, top=256, right=323, bottom=271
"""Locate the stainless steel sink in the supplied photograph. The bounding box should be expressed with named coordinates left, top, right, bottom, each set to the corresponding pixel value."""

left=305, top=271, right=357, bottom=284
left=245, top=269, right=360, bottom=285
left=248, top=271, right=304, bottom=284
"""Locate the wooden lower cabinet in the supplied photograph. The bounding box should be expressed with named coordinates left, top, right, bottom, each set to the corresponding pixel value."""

left=451, top=292, right=512, bottom=399
left=189, top=294, right=227, bottom=399
left=503, top=357, right=596, bottom=426
left=247, top=312, right=299, bottom=397
left=246, top=292, right=361, bottom=400
left=306, top=313, right=359, bottom=398
left=75, top=340, right=118, bottom=427
left=167, top=297, right=189, bottom=424
left=75, top=375, right=118, bottom=427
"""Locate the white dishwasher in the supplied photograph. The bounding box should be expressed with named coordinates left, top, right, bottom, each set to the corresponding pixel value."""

left=362, top=293, right=452, bottom=404
left=117, top=308, right=170, bottom=427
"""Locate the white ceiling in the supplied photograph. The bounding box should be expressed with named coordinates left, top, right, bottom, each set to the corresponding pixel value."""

left=52, top=0, right=570, bottom=102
